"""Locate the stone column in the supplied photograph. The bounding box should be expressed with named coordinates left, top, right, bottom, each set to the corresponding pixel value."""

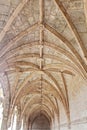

left=28, top=120, right=32, bottom=130
left=16, top=106, right=22, bottom=130
left=1, top=116, right=8, bottom=130
left=51, top=118, right=55, bottom=130
left=0, top=73, right=10, bottom=130
left=23, top=116, right=28, bottom=130
left=1, top=99, right=9, bottom=130
left=57, top=116, right=60, bottom=130
left=67, top=111, right=71, bottom=130
left=54, top=114, right=60, bottom=130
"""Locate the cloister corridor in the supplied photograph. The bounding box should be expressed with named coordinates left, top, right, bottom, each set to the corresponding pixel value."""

left=0, top=0, right=87, bottom=130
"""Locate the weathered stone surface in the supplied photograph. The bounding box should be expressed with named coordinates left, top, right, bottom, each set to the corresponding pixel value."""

left=0, top=0, right=87, bottom=130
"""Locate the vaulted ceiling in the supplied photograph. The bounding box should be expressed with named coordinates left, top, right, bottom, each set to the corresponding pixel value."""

left=0, top=0, right=87, bottom=126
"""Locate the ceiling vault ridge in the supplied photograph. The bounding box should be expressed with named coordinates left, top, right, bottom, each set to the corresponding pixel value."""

left=54, top=0, right=87, bottom=59
left=1, top=39, right=86, bottom=78
left=39, top=0, right=44, bottom=70
left=0, top=0, right=86, bottom=78
left=44, top=23, right=87, bottom=73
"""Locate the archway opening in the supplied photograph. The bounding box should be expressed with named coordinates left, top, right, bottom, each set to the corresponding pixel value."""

left=31, top=114, right=50, bottom=130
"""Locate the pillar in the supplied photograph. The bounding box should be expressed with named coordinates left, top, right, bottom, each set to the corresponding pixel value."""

left=1, top=98, right=9, bottom=130
left=16, top=106, right=22, bottom=130
left=28, top=120, right=32, bottom=130
left=23, top=116, right=28, bottom=130
left=0, top=73, right=10, bottom=130
left=54, top=114, right=60, bottom=130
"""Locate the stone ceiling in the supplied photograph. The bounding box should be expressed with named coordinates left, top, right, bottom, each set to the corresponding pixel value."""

left=0, top=0, right=87, bottom=127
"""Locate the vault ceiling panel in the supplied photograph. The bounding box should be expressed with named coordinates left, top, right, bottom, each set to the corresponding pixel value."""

left=48, top=71, right=64, bottom=88
left=44, top=0, right=86, bottom=60
left=79, top=33, right=87, bottom=48
left=68, top=9, right=87, bottom=33
left=0, top=3, right=10, bottom=31
left=62, top=0, right=87, bottom=55
left=61, top=0, right=83, bottom=10
left=44, top=0, right=67, bottom=33
left=44, top=30, right=73, bottom=53
left=8, top=30, right=39, bottom=51
left=0, top=33, right=14, bottom=50
left=9, top=0, right=39, bottom=36
left=0, top=0, right=21, bottom=32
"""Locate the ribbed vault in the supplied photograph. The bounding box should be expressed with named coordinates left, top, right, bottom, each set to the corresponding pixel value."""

left=0, top=0, right=87, bottom=130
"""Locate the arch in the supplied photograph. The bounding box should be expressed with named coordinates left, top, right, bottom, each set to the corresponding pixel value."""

left=54, top=0, right=87, bottom=58
left=21, top=93, right=58, bottom=117
left=31, top=114, right=50, bottom=130
left=11, top=71, right=66, bottom=107
left=5, top=53, right=78, bottom=76
left=14, top=78, right=63, bottom=104
left=0, top=41, right=86, bottom=78
left=15, top=77, right=68, bottom=122
left=0, top=23, right=38, bottom=57
left=0, top=41, right=86, bottom=79
left=27, top=104, right=53, bottom=123
left=45, top=23, right=87, bottom=70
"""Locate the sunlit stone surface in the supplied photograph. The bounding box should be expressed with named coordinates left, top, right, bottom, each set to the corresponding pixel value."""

left=0, top=0, right=87, bottom=130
